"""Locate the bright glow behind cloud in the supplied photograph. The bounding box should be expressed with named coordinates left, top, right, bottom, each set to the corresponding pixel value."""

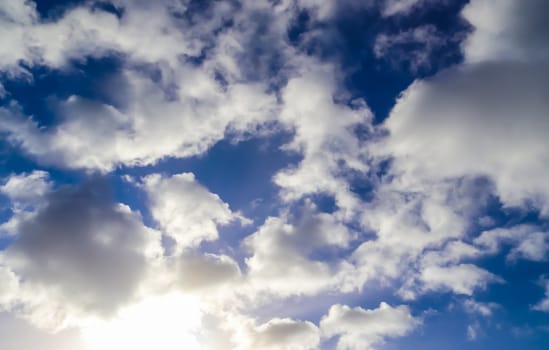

left=81, top=293, right=202, bottom=350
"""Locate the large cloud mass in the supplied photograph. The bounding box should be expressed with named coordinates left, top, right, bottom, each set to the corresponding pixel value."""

left=0, top=0, right=548, bottom=349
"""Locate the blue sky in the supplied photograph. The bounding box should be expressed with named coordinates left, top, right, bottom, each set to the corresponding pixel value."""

left=0, top=1, right=548, bottom=349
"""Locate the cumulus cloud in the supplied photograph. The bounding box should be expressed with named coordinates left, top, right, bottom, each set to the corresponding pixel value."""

left=0, top=68, right=277, bottom=171
left=320, top=302, right=419, bottom=350
left=0, top=171, right=52, bottom=209
left=362, top=0, right=549, bottom=307
left=462, top=0, right=549, bottom=62
left=415, top=264, right=502, bottom=296
left=142, top=172, right=245, bottom=251
left=0, top=312, right=83, bottom=350
left=167, top=252, right=242, bottom=292
left=0, top=179, right=162, bottom=330
left=274, top=66, right=370, bottom=216
left=245, top=318, right=320, bottom=350
left=244, top=201, right=353, bottom=297
left=377, top=60, right=549, bottom=214
left=0, top=0, right=282, bottom=171
left=0, top=171, right=53, bottom=236
left=0, top=0, right=547, bottom=348
left=475, top=225, right=549, bottom=262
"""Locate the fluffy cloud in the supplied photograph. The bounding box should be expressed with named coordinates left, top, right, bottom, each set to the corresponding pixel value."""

left=0, top=312, right=83, bottom=350
left=0, top=171, right=53, bottom=236
left=376, top=60, right=549, bottom=213
left=415, top=264, right=501, bottom=296
left=462, top=0, right=549, bottom=62
left=0, top=179, right=162, bottom=330
left=142, top=173, right=244, bottom=251
left=0, top=0, right=547, bottom=349
left=475, top=225, right=549, bottom=262
left=167, top=252, right=242, bottom=292
left=362, top=0, right=549, bottom=305
left=533, top=278, right=549, bottom=312
left=347, top=178, right=493, bottom=296
left=244, top=202, right=353, bottom=296
left=0, top=0, right=282, bottom=171
left=0, top=0, right=203, bottom=71
left=0, top=170, right=51, bottom=210
left=274, top=66, right=370, bottom=216
left=0, top=68, right=277, bottom=171
left=320, top=302, right=419, bottom=350
left=244, top=318, right=320, bottom=350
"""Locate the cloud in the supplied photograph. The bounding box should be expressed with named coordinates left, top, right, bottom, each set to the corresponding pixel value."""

left=474, top=225, right=549, bottom=262
left=533, top=277, right=549, bottom=312
left=244, top=201, right=353, bottom=297
left=0, top=68, right=278, bottom=171
left=462, top=0, right=549, bottom=62
left=0, top=0, right=281, bottom=171
left=364, top=0, right=549, bottom=304
left=320, top=302, right=419, bottom=350
left=376, top=60, right=549, bottom=214
left=0, top=171, right=52, bottom=209
left=381, top=0, right=448, bottom=17
left=247, top=318, right=320, bottom=350
left=415, top=264, right=502, bottom=296
left=0, top=0, right=204, bottom=71
left=374, top=25, right=457, bottom=72
left=142, top=173, right=245, bottom=251
left=0, top=179, right=162, bottom=330
left=463, top=299, right=499, bottom=317
left=347, top=178, right=493, bottom=296
left=0, top=171, right=53, bottom=236
left=0, top=312, right=83, bottom=350
left=274, top=65, right=371, bottom=216
left=167, top=252, right=242, bottom=292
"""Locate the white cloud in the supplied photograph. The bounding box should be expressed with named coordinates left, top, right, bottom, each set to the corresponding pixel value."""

left=274, top=65, right=371, bottom=216
left=415, top=264, right=502, bottom=296
left=533, top=278, right=549, bottom=312
left=0, top=171, right=53, bottom=236
left=348, top=179, right=487, bottom=294
left=142, top=173, right=244, bottom=251
left=381, top=0, right=448, bottom=17
left=167, top=252, right=242, bottom=292
left=0, top=0, right=203, bottom=71
left=0, top=179, right=163, bottom=331
left=475, top=225, right=549, bottom=262
left=463, top=299, right=499, bottom=317
left=0, top=171, right=51, bottom=207
left=377, top=60, right=549, bottom=214
left=320, top=302, right=419, bottom=350
left=462, top=0, right=549, bottom=63
left=0, top=68, right=278, bottom=171
left=0, top=267, right=19, bottom=309
left=244, top=202, right=353, bottom=297
left=0, top=312, right=83, bottom=350
left=374, top=25, right=453, bottom=72
left=246, top=318, right=320, bottom=350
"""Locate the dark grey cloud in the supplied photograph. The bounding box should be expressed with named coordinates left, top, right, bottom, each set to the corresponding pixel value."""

left=3, top=179, right=161, bottom=322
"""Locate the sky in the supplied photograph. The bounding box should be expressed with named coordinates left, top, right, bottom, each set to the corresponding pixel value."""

left=0, top=0, right=548, bottom=349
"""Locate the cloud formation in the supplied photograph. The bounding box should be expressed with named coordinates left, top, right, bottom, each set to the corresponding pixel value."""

left=0, top=0, right=548, bottom=349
